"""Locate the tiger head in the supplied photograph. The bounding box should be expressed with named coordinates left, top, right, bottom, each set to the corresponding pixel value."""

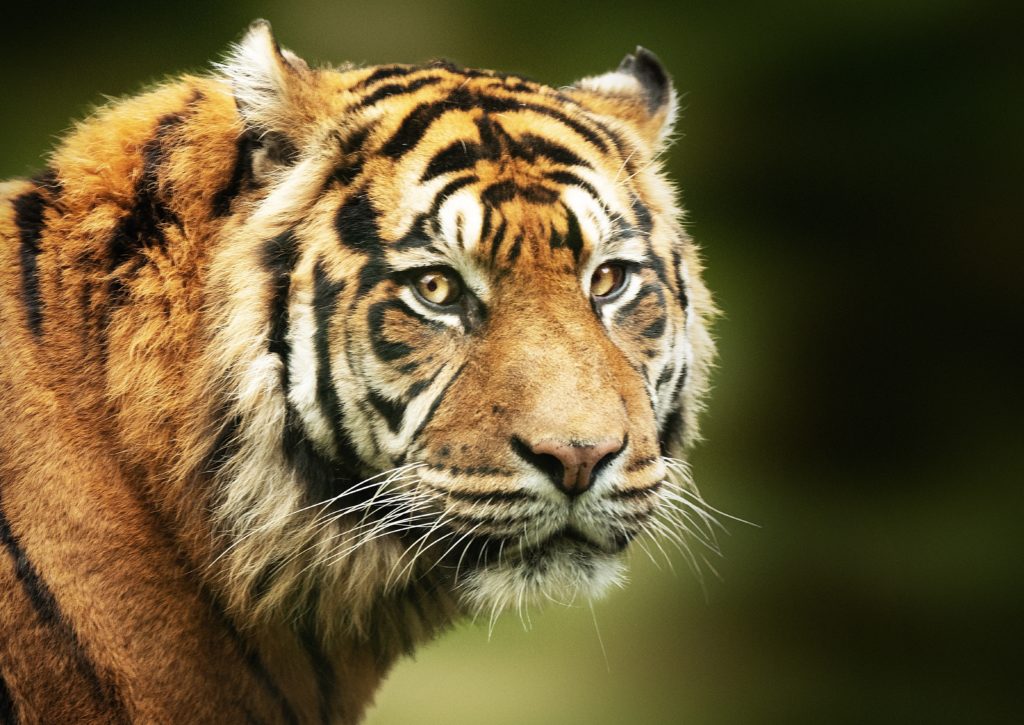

left=204, top=22, right=716, bottom=637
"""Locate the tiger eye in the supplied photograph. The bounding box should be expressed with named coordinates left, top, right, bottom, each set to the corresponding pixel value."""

left=590, top=263, right=627, bottom=299
left=414, top=269, right=461, bottom=306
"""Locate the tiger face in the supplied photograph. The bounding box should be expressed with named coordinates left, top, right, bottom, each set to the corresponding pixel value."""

left=210, top=22, right=715, bottom=626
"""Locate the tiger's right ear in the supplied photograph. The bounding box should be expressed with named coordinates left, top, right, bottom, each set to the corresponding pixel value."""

left=569, top=47, right=678, bottom=155
left=218, top=20, right=319, bottom=173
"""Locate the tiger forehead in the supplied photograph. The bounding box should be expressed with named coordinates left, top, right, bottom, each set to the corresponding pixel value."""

left=338, top=63, right=630, bottom=183
left=327, top=63, right=644, bottom=275
left=348, top=60, right=563, bottom=107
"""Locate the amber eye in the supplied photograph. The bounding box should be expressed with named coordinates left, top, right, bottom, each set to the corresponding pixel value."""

left=590, top=262, right=629, bottom=300
left=413, top=268, right=462, bottom=307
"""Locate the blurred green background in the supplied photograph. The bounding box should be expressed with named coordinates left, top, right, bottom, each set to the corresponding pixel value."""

left=4, top=1, right=1021, bottom=723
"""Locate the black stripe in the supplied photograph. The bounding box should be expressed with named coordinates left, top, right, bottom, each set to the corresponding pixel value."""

left=0, top=495, right=127, bottom=718
left=101, top=92, right=203, bottom=356
left=367, top=301, right=414, bottom=362
left=12, top=187, right=48, bottom=336
left=262, top=231, right=301, bottom=391
left=611, top=483, right=660, bottom=500
left=331, top=127, right=371, bottom=187
left=658, top=363, right=688, bottom=452
left=481, top=180, right=558, bottom=206
left=630, top=195, right=654, bottom=236
left=392, top=214, right=433, bottom=251
left=355, top=65, right=416, bottom=89
left=0, top=668, right=17, bottom=725
left=614, top=283, right=658, bottom=324
left=552, top=207, right=585, bottom=262
left=299, top=620, right=335, bottom=725
left=515, top=133, right=588, bottom=168
left=368, top=297, right=443, bottom=362
left=353, top=75, right=444, bottom=111
left=423, top=484, right=532, bottom=505
left=421, top=118, right=587, bottom=184
left=487, top=217, right=507, bottom=268
left=312, top=261, right=364, bottom=481
left=506, top=232, right=524, bottom=263
left=421, top=140, right=483, bottom=182
left=200, top=583, right=299, bottom=725
left=108, top=95, right=200, bottom=269
left=411, top=362, right=467, bottom=440
left=335, top=190, right=390, bottom=297
left=211, top=129, right=257, bottom=217
left=672, top=248, right=689, bottom=310
left=544, top=170, right=601, bottom=202
left=380, top=93, right=459, bottom=158
left=203, top=409, right=243, bottom=475
left=655, top=363, right=675, bottom=393
left=367, top=389, right=406, bottom=433
left=641, top=315, right=667, bottom=339
left=623, top=457, right=661, bottom=475
left=381, top=87, right=611, bottom=161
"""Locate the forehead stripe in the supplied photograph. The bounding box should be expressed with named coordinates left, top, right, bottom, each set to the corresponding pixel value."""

left=354, top=64, right=416, bottom=89
left=352, top=75, right=445, bottom=111
left=380, top=87, right=614, bottom=161
left=544, top=170, right=601, bottom=205
left=421, top=124, right=590, bottom=184
left=480, top=180, right=558, bottom=206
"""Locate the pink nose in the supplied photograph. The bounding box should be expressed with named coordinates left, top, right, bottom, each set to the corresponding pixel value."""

left=519, top=437, right=625, bottom=497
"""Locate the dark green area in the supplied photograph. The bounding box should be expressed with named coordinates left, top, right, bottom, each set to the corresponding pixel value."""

left=3, top=1, right=1020, bottom=723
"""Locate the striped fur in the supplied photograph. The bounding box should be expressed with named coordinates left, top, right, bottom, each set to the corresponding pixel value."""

left=0, top=21, right=715, bottom=724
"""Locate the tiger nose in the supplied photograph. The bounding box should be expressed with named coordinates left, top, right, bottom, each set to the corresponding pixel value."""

left=515, top=437, right=625, bottom=497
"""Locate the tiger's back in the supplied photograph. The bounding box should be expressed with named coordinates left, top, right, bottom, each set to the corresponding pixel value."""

left=0, top=22, right=716, bottom=724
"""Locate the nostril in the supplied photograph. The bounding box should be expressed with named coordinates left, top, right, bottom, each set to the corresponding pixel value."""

left=510, top=436, right=565, bottom=489
left=589, top=434, right=627, bottom=485
left=511, top=435, right=625, bottom=497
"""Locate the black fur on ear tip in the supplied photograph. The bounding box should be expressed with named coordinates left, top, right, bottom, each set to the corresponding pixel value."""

left=247, top=18, right=273, bottom=37
left=620, top=46, right=670, bottom=113
left=246, top=18, right=285, bottom=56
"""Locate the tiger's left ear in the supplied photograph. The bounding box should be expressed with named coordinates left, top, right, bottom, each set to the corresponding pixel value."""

left=570, top=47, right=678, bottom=153
left=218, top=20, right=324, bottom=174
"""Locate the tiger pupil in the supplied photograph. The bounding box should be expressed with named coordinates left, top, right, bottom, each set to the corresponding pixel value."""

left=416, top=271, right=457, bottom=305
left=592, top=263, right=625, bottom=299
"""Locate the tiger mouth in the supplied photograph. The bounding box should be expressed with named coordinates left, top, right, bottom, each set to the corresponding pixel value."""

left=513, top=526, right=631, bottom=567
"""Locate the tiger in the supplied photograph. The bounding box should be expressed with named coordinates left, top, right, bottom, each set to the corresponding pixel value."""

left=0, top=20, right=716, bottom=725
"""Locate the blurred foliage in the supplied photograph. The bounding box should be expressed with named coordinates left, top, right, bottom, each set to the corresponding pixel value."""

left=2, top=1, right=1021, bottom=723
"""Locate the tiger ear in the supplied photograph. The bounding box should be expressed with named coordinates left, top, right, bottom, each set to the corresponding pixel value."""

left=219, top=20, right=318, bottom=173
left=571, top=47, right=678, bottom=153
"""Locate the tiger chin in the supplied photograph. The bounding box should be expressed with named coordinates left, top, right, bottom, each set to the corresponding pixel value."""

left=0, top=20, right=715, bottom=725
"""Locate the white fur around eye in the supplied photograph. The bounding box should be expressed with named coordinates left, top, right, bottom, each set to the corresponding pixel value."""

left=398, top=287, right=463, bottom=329
left=438, top=190, right=484, bottom=253
left=562, top=185, right=612, bottom=244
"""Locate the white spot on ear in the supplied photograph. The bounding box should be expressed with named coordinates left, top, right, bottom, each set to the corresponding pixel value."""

left=438, top=190, right=484, bottom=253
left=574, top=67, right=678, bottom=151
left=577, top=70, right=646, bottom=99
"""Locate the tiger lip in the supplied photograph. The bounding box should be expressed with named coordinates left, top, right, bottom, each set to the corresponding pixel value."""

left=517, top=526, right=623, bottom=560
